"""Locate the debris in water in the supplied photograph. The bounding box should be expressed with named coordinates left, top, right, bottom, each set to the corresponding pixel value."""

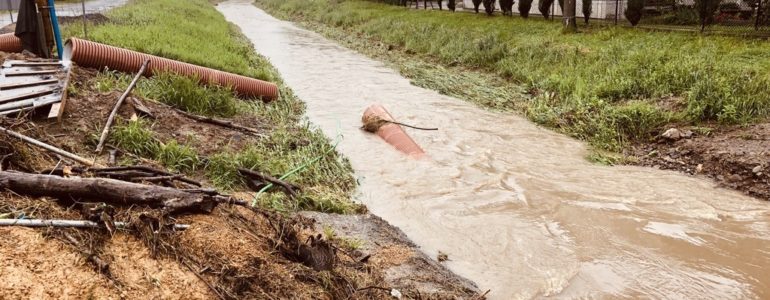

left=437, top=251, right=449, bottom=262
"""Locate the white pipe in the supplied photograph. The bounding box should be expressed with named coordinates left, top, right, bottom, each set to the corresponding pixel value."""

left=0, top=218, right=190, bottom=230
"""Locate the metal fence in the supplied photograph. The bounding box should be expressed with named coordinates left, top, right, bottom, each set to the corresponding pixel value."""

left=389, top=0, right=770, bottom=35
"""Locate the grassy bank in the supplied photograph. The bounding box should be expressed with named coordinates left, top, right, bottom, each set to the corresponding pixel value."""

left=255, top=0, right=770, bottom=154
left=61, top=0, right=358, bottom=213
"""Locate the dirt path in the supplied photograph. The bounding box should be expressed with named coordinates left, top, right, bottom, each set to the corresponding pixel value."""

left=219, top=1, right=770, bottom=298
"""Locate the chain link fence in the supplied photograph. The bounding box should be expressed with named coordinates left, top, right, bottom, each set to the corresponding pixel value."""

left=388, top=0, right=770, bottom=35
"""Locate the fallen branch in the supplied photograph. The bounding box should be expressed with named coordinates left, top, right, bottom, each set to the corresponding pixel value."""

left=0, top=218, right=190, bottom=230
left=130, top=175, right=184, bottom=183
left=92, top=166, right=202, bottom=187
left=238, top=168, right=300, bottom=198
left=0, top=126, right=100, bottom=167
left=0, top=171, right=216, bottom=213
left=95, top=59, right=151, bottom=154
left=63, top=232, right=111, bottom=275
left=170, top=105, right=265, bottom=137
left=181, top=260, right=226, bottom=300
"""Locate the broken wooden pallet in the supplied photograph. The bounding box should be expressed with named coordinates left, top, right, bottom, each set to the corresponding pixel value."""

left=0, top=59, right=71, bottom=120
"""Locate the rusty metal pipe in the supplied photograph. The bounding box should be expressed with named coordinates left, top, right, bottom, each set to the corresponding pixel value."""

left=0, top=33, right=23, bottom=53
left=63, top=38, right=279, bottom=100
left=363, top=104, right=425, bottom=158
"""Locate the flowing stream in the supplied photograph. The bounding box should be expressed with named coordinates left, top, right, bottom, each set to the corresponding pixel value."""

left=218, top=1, right=770, bottom=298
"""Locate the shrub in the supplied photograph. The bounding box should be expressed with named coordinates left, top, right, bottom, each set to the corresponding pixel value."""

left=583, top=0, right=592, bottom=23
left=483, top=0, right=496, bottom=15
left=539, top=0, right=554, bottom=18
left=625, top=0, right=644, bottom=25
left=519, top=0, right=533, bottom=17
left=472, top=0, right=482, bottom=12
left=500, top=0, right=514, bottom=15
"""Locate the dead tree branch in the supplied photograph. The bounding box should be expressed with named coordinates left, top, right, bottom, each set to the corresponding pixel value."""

left=0, top=171, right=216, bottom=213
left=0, top=126, right=100, bottom=167
left=238, top=168, right=300, bottom=198
left=95, top=59, right=151, bottom=153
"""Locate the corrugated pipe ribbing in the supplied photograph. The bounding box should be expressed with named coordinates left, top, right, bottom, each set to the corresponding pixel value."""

left=363, top=104, right=425, bottom=158
left=63, top=38, right=279, bottom=100
left=0, top=33, right=23, bottom=53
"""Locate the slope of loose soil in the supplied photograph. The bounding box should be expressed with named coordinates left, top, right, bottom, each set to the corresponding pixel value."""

left=633, top=124, right=770, bottom=201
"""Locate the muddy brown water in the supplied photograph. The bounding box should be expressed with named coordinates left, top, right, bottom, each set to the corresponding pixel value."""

left=218, top=1, right=770, bottom=298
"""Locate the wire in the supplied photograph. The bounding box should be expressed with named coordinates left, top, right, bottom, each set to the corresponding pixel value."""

left=250, top=130, right=344, bottom=207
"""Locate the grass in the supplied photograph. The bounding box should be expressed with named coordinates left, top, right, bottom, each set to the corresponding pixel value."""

left=62, top=0, right=358, bottom=213
left=254, top=0, right=770, bottom=152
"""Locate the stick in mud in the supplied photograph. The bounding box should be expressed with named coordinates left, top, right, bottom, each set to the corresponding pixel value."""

left=167, top=104, right=265, bottom=137
left=0, top=219, right=190, bottom=230
left=238, top=168, right=300, bottom=198
left=95, top=59, right=150, bottom=154
left=0, top=125, right=100, bottom=167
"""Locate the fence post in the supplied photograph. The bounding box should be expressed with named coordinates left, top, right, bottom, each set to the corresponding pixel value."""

left=563, top=0, right=577, bottom=31
left=6, top=0, right=12, bottom=23
left=81, top=0, right=87, bottom=39
left=756, top=0, right=763, bottom=30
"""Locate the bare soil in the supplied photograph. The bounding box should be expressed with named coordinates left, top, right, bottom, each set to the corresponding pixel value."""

left=632, top=123, right=770, bottom=201
left=0, top=53, right=482, bottom=299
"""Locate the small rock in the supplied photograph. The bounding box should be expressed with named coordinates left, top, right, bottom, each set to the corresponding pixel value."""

left=696, top=164, right=703, bottom=173
left=753, top=165, right=764, bottom=174
left=390, top=289, right=402, bottom=299
left=437, top=251, right=449, bottom=262
left=662, top=128, right=683, bottom=140
left=727, top=174, right=742, bottom=182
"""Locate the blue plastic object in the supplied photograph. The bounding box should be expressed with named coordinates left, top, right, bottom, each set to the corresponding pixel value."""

left=47, top=0, right=64, bottom=59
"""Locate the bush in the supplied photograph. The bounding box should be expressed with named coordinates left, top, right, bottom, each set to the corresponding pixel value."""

left=583, top=0, right=592, bottom=23
left=472, top=0, right=482, bottom=12
left=519, top=0, right=533, bottom=17
left=483, top=0, right=496, bottom=15
left=696, top=0, right=721, bottom=29
left=625, top=0, right=644, bottom=25
left=539, top=0, right=554, bottom=18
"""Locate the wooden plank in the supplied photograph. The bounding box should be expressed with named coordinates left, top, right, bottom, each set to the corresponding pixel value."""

left=0, top=79, right=59, bottom=90
left=0, top=88, right=57, bottom=104
left=47, top=102, right=61, bottom=119
left=3, top=70, right=59, bottom=77
left=57, top=68, right=73, bottom=122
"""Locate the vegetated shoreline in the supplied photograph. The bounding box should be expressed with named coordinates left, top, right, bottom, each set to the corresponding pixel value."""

left=253, top=0, right=770, bottom=201
left=0, top=0, right=482, bottom=298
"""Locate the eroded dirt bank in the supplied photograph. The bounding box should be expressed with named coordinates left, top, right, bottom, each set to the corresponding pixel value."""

left=633, top=124, right=769, bottom=201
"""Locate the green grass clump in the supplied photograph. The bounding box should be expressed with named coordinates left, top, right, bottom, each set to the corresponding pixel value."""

left=111, top=119, right=202, bottom=172
left=156, top=140, right=201, bottom=172
left=206, top=127, right=357, bottom=213
left=139, top=73, right=241, bottom=117
left=93, top=70, right=243, bottom=117
left=111, top=119, right=158, bottom=157
left=255, top=0, right=770, bottom=151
